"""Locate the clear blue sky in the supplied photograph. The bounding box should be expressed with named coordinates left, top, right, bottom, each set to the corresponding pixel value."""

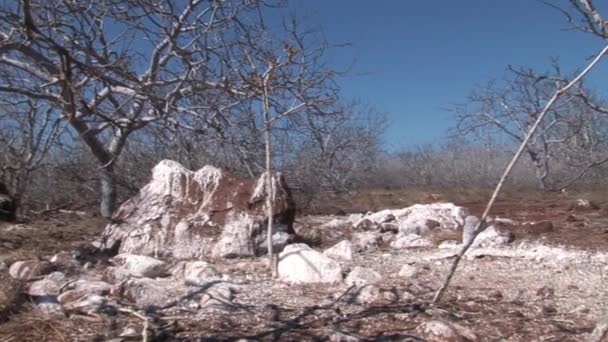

left=289, top=0, right=608, bottom=149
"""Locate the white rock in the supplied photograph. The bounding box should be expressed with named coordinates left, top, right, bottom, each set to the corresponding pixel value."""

left=278, top=244, right=343, bottom=283
left=184, top=261, right=221, bottom=286
left=398, top=218, right=439, bottom=236
left=9, top=260, right=50, bottom=280
left=345, top=267, right=382, bottom=286
left=112, top=254, right=167, bottom=278
left=398, top=264, right=418, bottom=278
left=390, top=234, right=434, bottom=249
left=324, top=240, right=354, bottom=261
left=353, top=232, right=383, bottom=252
left=26, top=272, right=67, bottom=296
left=472, top=225, right=514, bottom=248
left=417, top=320, right=461, bottom=342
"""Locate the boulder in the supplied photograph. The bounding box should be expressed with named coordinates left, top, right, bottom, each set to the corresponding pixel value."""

left=278, top=244, right=343, bottom=283
left=100, top=160, right=296, bottom=259
left=324, top=240, right=355, bottom=261
left=111, top=254, right=167, bottom=278
left=345, top=267, right=382, bottom=286
left=349, top=285, right=398, bottom=304
left=399, top=218, right=440, bottom=236
left=0, top=182, right=16, bottom=222
left=473, top=225, right=514, bottom=247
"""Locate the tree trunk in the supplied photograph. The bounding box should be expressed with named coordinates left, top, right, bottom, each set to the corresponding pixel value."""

left=100, top=165, right=116, bottom=219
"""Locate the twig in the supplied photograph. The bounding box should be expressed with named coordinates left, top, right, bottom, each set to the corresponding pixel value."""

left=431, top=42, right=608, bottom=305
left=117, top=307, right=149, bottom=342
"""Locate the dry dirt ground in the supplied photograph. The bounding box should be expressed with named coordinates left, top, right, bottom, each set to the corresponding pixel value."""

left=1, top=190, right=608, bottom=341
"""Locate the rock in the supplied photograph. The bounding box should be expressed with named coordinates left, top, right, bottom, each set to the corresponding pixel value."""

left=329, top=331, right=362, bottom=342
left=324, top=240, right=355, bottom=261
left=34, top=295, right=64, bottom=315
left=59, top=292, right=107, bottom=313
left=184, top=261, right=221, bottom=286
left=57, top=279, right=114, bottom=312
left=398, top=218, right=440, bottom=236
left=200, top=284, right=236, bottom=309
left=101, top=160, right=296, bottom=259
left=351, top=285, right=398, bottom=304
left=390, top=234, right=434, bottom=249
left=360, top=203, right=468, bottom=231
left=122, top=277, right=190, bottom=308
left=278, top=243, right=343, bottom=283
left=111, top=254, right=167, bottom=278
left=103, top=266, right=133, bottom=283
left=473, top=225, right=514, bottom=247
left=462, top=216, right=480, bottom=245
left=26, top=272, right=66, bottom=296
left=571, top=199, right=599, bottom=211
left=345, top=267, right=382, bottom=286
left=380, top=222, right=399, bottom=233
left=416, top=320, right=463, bottom=342
left=521, top=221, right=553, bottom=234
left=9, top=260, right=52, bottom=280
left=398, top=264, right=418, bottom=278
left=50, top=251, right=81, bottom=274
left=352, top=218, right=379, bottom=231
left=353, top=232, right=383, bottom=252
left=0, top=270, right=22, bottom=321
left=0, top=182, right=16, bottom=222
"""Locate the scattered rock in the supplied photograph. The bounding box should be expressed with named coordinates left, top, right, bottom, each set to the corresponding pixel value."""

left=473, top=225, right=514, bottom=247
left=390, top=234, right=434, bottom=249
left=462, top=216, right=480, bottom=245
left=399, top=218, right=440, bottom=236
left=278, top=244, right=343, bottom=283
left=101, top=160, right=296, bottom=259
left=324, top=240, right=355, bottom=261
left=50, top=251, right=81, bottom=274
left=521, top=221, right=554, bottom=234
left=329, top=331, right=362, bottom=342
left=345, top=267, right=382, bottom=286
left=200, top=284, right=236, bottom=309
left=416, top=320, right=476, bottom=342
left=353, top=232, right=383, bottom=252
left=9, top=260, right=52, bottom=280
left=122, top=277, right=189, bottom=308
left=570, top=199, right=599, bottom=211
left=352, top=218, right=379, bottom=231
left=351, top=285, right=398, bottom=304
left=184, top=261, right=221, bottom=286
left=111, top=254, right=167, bottom=278
left=26, top=272, right=66, bottom=296
left=398, top=264, right=418, bottom=278
left=34, top=295, right=65, bottom=316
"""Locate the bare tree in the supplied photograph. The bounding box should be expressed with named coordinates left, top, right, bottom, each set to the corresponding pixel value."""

left=0, top=97, right=65, bottom=214
left=452, top=64, right=608, bottom=191
left=0, top=0, right=281, bottom=218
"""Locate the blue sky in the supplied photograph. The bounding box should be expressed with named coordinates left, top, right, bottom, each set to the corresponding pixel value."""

left=289, top=0, right=608, bottom=149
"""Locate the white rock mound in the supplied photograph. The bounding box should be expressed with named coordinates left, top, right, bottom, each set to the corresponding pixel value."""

left=100, top=160, right=296, bottom=259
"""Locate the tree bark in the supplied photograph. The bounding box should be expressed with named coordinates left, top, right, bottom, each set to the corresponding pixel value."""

left=99, top=164, right=116, bottom=219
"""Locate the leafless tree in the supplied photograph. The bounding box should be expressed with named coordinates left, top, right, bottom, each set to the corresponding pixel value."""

left=0, top=97, right=65, bottom=214
left=0, top=0, right=290, bottom=218
left=452, top=64, right=608, bottom=191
